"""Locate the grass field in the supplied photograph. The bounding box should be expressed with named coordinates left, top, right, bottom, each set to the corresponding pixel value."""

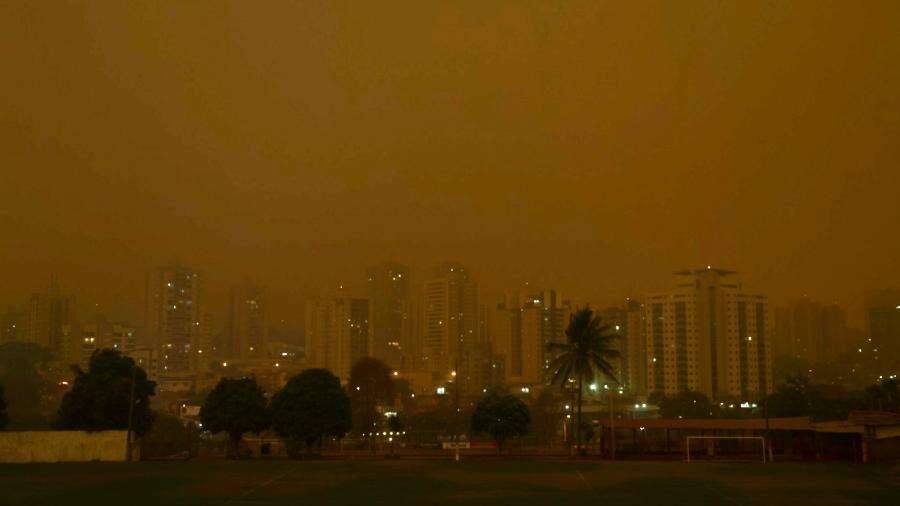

left=2, top=459, right=897, bottom=505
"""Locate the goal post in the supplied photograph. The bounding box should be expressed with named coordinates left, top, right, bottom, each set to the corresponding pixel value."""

left=685, top=436, right=766, bottom=463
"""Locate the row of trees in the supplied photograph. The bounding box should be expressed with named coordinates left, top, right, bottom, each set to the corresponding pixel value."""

left=651, top=375, right=900, bottom=421
left=200, top=366, right=537, bottom=456
left=202, top=369, right=350, bottom=457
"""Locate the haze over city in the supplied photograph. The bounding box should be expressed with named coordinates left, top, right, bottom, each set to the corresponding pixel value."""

left=2, top=1, right=898, bottom=326
left=1, top=2, right=899, bottom=503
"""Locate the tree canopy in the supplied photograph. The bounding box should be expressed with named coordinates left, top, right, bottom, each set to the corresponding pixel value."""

left=471, top=392, right=530, bottom=452
left=0, top=342, right=52, bottom=428
left=200, top=377, right=269, bottom=456
left=348, top=357, right=395, bottom=434
left=270, top=369, right=351, bottom=456
left=55, top=349, right=156, bottom=435
left=529, top=389, right=563, bottom=446
left=655, top=391, right=716, bottom=419
left=864, top=378, right=899, bottom=412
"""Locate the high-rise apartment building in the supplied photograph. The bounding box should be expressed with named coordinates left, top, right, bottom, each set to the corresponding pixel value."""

left=600, top=298, right=647, bottom=395
left=78, top=321, right=137, bottom=368
left=227, top=281, right=267, bottom=360
left=25, top=276, right=74, bottom=360
left=865, top=289, right=900, bottom=367
left=423, top=263, right=484, bottom=395
left=1, top=309, right=23, bottom=344
left=645, top=268, right=772, bottom=401
left=144, top=265, right=202, bottom=374
left=491, top=288, right=571, bottom=388
left=774, top=297, right=847, bottom=363
left=305, top=288, right=369, bottom=382
left=366, top=262, right=410, bottom=369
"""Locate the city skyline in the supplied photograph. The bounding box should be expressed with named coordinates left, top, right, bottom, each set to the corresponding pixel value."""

left=0, top=261, right=887, bottom=332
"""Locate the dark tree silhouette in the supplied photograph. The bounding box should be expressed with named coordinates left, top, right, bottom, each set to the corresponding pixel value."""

left=864, top=378, right=899, bottom=412
left=200, top=377, right=269, bottom=458
left=0, top=342, right=52, bottom=428
left=270, top=369, right=351, bottom=457
left=55, top=349, right=156, bottom=435
left=529, top=389, right=563, bottom=447
left=656, top=391, right=716, bottom=419
left=471, top=392, right=530, bottom=453
left=348, top=357, right=395, bottom=436
left=546, top=307, right=619, bottom=451
left=141, top=411, right=200, bottom=459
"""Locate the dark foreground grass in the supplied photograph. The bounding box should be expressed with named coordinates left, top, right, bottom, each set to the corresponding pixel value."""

left=1, top=459, right=897, bottom=506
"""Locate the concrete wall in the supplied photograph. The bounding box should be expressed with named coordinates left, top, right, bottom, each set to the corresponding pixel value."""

left=0, top=431, right=128, bottom=463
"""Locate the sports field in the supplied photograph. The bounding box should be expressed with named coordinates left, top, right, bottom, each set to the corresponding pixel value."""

left=2, top=459, right=897, bottom=505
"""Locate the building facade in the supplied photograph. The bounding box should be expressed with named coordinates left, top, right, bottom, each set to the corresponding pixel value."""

left=227, top=281, right=267, bottom=360
left=366, top=262, right=410, bottom=369
left=491, top=287, right=571, bottom=389
left=422, top=263, right=485, bottom=396
left=305, top=289, right=369, bottom=382
left=1, top=310, right=23, bottom=344
left=24, top=277, right=73, bottom=360
left=774, top=297, right=847, bottom=364
left=645, top=268, right=772, bottom=401
left=144, top=265, right=202, bottom=375
left=865, top=289, right=900, bottom=370
left=78, top=321, right=138, bottom=368
left=600, top=298, right=647, bottom=396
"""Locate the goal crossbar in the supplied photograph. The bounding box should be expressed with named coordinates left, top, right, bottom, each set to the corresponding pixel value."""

left=684, top=436, right=766, bottom=463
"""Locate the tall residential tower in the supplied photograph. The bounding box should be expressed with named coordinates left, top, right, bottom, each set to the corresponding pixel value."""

left=144, top=265, right=202, bottom=375
left=366, top=262, right=410, bottom=369
left=645, top=268, right=772, bottom=401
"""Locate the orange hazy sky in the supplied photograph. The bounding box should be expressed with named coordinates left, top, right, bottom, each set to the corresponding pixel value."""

left=1, top=1, right=898, bottom=325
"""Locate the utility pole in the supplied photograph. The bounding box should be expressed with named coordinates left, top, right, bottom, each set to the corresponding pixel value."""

left=609, top=389, right=616, bottom=460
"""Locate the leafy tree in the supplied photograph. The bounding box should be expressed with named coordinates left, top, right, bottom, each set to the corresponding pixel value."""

left=765, top=374, right=813, bottom=418
left=270, top=369, right=351, bottom=457
left=764, top=374, right=857, bottom=421
left=657, top=391, right=715, bottom=419
left=864, top=378, right=899, bottom=412
left=407, top=400, right=453, bottom=435
left=546, top=307, right=619, bottom=450
left=471, top=392, right=530, bottom=453
left=529, top=389, right=563, bottom=447
left=141, top=411, right=200, bottom=459
left=348, top=357, right=395, bottom=435
left=200, top=377, right=269, bottom=458
left=55, top=349, right=156, bottom=435
left=0, top=342, right=52, bottom=428
left=0, top=383, right=8, bottom=430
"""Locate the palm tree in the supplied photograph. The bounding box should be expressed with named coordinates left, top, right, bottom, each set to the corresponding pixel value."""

left=547, top=307, right=619, bottom=452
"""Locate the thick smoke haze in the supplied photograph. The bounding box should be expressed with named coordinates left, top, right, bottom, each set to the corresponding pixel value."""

left=2, top=1, right=898, bottom=324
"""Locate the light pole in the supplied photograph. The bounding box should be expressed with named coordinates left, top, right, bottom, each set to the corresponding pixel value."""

left=609, top=390, right=616, bottom=460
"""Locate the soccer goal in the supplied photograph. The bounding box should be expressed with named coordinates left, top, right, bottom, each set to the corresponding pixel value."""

left=684, top=436, right=766, bottom=463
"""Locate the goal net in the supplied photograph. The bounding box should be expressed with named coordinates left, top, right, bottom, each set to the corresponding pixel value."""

left=684, top=436, right=766, bottom=463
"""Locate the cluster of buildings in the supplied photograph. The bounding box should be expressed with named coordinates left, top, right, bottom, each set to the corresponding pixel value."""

left=2, top=264, right=898, bottom=404
left=305, top=263, right=899, bottom=403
